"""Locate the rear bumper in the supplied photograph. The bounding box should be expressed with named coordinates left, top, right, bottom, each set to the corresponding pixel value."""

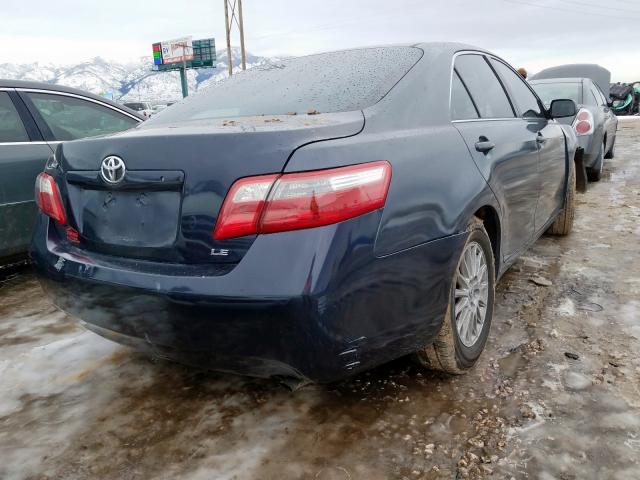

left=31, top=213, right=466, bottom=383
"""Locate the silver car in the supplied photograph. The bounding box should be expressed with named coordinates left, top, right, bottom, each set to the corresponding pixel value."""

left=530, top=65, right=618, bottom=182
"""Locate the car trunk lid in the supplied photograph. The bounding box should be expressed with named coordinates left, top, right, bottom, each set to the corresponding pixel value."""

left=55, top=111, right=364, bottom=264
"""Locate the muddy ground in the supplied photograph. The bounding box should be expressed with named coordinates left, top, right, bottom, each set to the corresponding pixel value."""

left=1, top=118, right=639, bottom=480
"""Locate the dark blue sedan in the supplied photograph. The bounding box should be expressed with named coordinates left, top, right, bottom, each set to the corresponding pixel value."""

left=31, top=43, right=579, bottom=383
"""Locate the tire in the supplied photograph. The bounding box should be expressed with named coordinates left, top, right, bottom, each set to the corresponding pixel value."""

left=605, top=136, right=615, bottom=159
left=547, top=160, right=576, bottom=236
left=587, top=141, right=605, bottom=182
left=415, top=219, right=495, bottom=374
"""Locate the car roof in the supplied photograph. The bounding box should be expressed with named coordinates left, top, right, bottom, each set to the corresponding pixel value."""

left=529, top=64, right=610, bottom=96
left=292, top=42, right=492, bottom=58
left=0, top=79, right=145, bottom=119
left=530, top=78, right=586, bottom=84
left=415, top=41, right=486, bottom=50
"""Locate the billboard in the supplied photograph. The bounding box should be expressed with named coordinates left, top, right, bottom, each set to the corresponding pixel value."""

left=152, top=37, right=215, bottom=70
left=159, top=36, right=194, bottom=64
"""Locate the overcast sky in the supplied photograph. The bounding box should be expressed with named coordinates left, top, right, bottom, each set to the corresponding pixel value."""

left=2, top=0, right=639, bottom=80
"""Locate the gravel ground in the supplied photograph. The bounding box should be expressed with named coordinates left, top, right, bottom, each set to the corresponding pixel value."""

left=1, top=118, right=639, bottom=480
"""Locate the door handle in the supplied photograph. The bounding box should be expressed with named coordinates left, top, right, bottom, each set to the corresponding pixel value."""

left=475, top=136, right=495, bottom=154
left=536, top=132, right=546, bottom=143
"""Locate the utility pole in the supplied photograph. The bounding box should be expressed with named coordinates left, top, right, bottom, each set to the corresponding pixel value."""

left=179, top=65, right=188, bottom=98
left=223, top=0, right=247, bottom=76
left=178, top=41, right=191, bottom=97
left=238, top=0, right=247, bottom=70
left=223, top=0, right=233, bottom=76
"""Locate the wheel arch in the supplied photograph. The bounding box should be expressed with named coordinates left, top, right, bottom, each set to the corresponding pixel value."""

left=473, top=206, right=501, bottom=276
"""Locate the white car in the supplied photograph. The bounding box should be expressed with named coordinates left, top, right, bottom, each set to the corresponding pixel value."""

left=123, top=101, right=154, bottom=118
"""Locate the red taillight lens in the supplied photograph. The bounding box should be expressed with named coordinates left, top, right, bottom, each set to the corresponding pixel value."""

left=576, top=111, right=590, bottom=121
left=575, top=121, right=591, bottom=134
left=260, top=161, right=392, bottom=234
left=573, top=109, right=593, bottom=135
left=213, top=174, right=279, bottom=241
left=35, top=172, right=67, bottom=225
left=213, top=161, right=392, bottom=241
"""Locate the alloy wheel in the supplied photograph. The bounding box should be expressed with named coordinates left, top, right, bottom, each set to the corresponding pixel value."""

left=454, top=241, right=489, bottom=347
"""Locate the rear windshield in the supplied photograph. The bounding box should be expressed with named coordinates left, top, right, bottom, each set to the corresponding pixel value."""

left=531, top=82, right=582, bottom=107
left=145, top=47, right=422, bottom=124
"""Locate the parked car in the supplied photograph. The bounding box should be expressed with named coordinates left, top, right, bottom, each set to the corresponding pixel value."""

left=530, top=77, right=617, bottom=181
left=151, top=104, right=167, bottom=114
left=530, top=64, right=617, bottom=182
left=151, top=101, right=178, bottom=114
left=123, top=101, right=154, bottom=118
left=31, top=43, right=579, bottom=383
left=0, top=80, right=143, bottom=263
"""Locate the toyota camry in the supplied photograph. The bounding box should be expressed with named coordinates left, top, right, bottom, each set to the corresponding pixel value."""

left=31, top=43, right=579, bottom=383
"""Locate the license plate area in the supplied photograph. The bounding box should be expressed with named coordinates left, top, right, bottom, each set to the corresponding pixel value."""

left=71, top=188, right=181, bottom=248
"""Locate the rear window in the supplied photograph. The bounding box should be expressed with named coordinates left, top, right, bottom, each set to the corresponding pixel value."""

left=146, top=47, right=422, bottom=124
left=531, top=82, right=582, bottom=107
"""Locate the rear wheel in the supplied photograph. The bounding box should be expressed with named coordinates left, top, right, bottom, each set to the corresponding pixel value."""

left=548, top=160, right=576, bottom=236
left=587, top=141, right=605, bottom=182
left=415, top=220, right=495, bottom=374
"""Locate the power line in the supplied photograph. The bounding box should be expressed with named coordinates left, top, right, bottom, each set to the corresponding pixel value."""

left=501, top=0, right=640, bottom=21
left=553, top=0, right=640, bottom=14
left=250, top=0, right=426, bottom=41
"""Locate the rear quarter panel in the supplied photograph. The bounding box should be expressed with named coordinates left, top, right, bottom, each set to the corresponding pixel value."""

left=285, top=46, right=498, bottom=258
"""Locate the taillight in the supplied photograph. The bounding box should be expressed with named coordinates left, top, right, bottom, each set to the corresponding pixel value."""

left=213, top=174, right=279, bottom=241
left=213, top=161, right=392, bottom=241
left=573, top=109, right=594, bottom=136
left=35, top=172, right=67, bottom=225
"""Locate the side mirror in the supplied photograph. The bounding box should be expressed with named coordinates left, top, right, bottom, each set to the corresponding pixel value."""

left=549, top=99, right=577, bottom=118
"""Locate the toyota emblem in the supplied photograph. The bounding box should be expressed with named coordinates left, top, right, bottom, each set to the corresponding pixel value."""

left=100, top=156, right=126, bottom=184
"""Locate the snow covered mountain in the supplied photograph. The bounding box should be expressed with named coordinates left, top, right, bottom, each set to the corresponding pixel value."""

left=0, top=47, right=273, bottom=103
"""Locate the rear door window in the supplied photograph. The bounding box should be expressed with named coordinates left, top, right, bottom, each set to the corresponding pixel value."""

left=0, top=92, right=29, bottom=142
left=451, top=71, right=479, bottom=120
left=490, top=59, right=544, bottom=118
left=454, top=54, right=514, bottom=119
left=590, top=84, right=606, bottom=106
left=586, top=85, right=600, bottom=106
left=24, top=92, right=138, bottom=141
left=594, top=85, right=609, bottom=104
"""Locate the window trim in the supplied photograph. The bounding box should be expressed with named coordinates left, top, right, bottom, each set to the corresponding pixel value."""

left=449, top=51, right=518, bottom=123
left=452, top=68, right=481, bottom=120
left=16, top=89, right=141, bottom=121
left=17, top=89, right=141, bottom=142
left=587, top=86, right=600, bottom=107
left=0, top=90, right=35, bottom=144
left=589, top=81, right=607, bottom=107
left=487, top=56, right=547, bottom=120
left=593, top=83, right=609, bottom=106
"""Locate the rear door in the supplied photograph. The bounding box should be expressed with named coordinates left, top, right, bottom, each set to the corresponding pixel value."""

left=0, top=90, right=53, bottom=258
left=590, top=82, right=617, bottom=151
left=489, top=58, right=566, bottom=232
left=451, top=53, right=539, bottom=258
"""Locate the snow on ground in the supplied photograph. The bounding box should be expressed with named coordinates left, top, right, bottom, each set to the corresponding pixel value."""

left=1, top=121, right=640, bottom=479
